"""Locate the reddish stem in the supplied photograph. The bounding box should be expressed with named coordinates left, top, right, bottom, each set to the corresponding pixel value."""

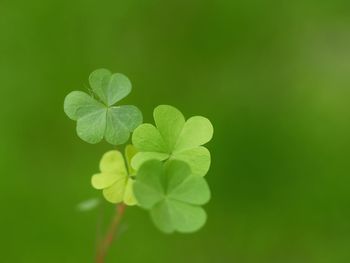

left=96, top=204, right=126, bottom=263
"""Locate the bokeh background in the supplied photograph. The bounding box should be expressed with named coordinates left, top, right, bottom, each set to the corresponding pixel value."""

left=1, top=0, right=350, bottom=262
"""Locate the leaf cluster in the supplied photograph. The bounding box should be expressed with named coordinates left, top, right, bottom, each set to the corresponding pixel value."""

left=64, top=69, right=213, bottom=233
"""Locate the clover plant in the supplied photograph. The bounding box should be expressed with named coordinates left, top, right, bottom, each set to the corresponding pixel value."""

left=64, top=69, right=142, bottom=145
left=64, top=69, right=214, bottom=262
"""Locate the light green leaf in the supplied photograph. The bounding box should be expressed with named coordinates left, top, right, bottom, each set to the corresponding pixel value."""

left=92, top=151, right=126, bottom=189
left=123, top=179, right=137, bottom=206
left=92, top=150, right=137, bottom=206
left=105, top=106, right=142, bottom=145
left=132, top=105, right=213, bottom=176
left=154, top=105, right=185, bottom=151
left=150, top=200, right=174, bottom=233
left=64, top=91, right=105, bottom=120
left=64, top=69, right=142, bottom=145
left=131, top=151, right=169, bottom=171
left=88, top=68, right=110, bottom=104
left=165, top=200, right=207, bottom=233
left=165, top=160, right=211, bottom=205
left=103, top=178, right=126, bottom=203
left=174, top=116, right=213, bottom=151
left=168, top=176, right=210, bottom=205
left=133, top=160, right=210, bottom=233
left=171, top=146, right=211, bottom=177
left=151, top=199, right=207, bottom=234
left=76, top=108, right=106, bottom=144
left=89, top=69, right=131, bottom=106
left=91, top=172, right=119, bottom=189
left=132, top=123, right=167, bottom=152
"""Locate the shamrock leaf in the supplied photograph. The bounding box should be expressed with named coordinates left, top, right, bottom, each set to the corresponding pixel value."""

left=64, top=69, right=143, bottom=145
left=134, top=159, right=210, bottom=233
left=131, top=105, right=213, bottom=176
left=91, top=146, right=138, bottom=206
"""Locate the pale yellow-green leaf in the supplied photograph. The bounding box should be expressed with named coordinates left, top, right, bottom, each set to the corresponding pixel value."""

left=92, top=150, right=137, bottom=206
left=123, top=179, right=137, bottom=206
left=102, top=178, right=127, bottom=203
left=91, top=172, right=118, bottom=189
left=99, top=151, right=127, bottom=175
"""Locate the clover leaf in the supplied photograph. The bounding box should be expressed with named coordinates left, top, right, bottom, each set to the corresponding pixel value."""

left=134, top=159, right=210, bottom=233
left=64, top=69, right=143, bottom=145
left=91, top=146, right=138, bottom=206
left=131, top=105, right=213, bottom=177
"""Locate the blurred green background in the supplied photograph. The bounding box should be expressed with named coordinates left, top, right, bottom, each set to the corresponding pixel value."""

left=1, top=0, right=350, bottom=262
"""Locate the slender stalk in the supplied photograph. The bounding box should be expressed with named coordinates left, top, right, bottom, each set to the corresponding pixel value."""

left=96, top=203, right=126, bottom=263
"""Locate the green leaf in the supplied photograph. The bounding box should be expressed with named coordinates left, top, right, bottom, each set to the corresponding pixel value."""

left=125, top=144, right=138, bottom=175
left=133, top=160, right=165, bottom=209
left=153, top=105, right=185, bottom=151
left=165, top=160, right=210, bottom=205
left=133, top=159, right=210, bottom=233
left=132, top=105, right=213, bottom=176
left=105, top=106, right=143, bottom=145
left=91, top=151, right=137, bottom=206
left=64, top=91, right=105, bottom=120
left=174, top=116, right=213, bottom=150
left=131, top=152, right=169, bottom=171
left=171, top=147, right=211, bottom=179
left=64, top=69, right=143, bottom=145
left=150, top=200, right=207, bottom=233
left=89, top=69, right=132, bottom=106
left=149, top=200, right=174, bottom=233
left=76, top=107, right=106, bottom=144
left=132, top=123, right=167, bottom=152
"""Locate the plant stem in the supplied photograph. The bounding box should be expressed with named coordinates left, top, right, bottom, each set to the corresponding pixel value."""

left=96, top=203, right=126, bottom=263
